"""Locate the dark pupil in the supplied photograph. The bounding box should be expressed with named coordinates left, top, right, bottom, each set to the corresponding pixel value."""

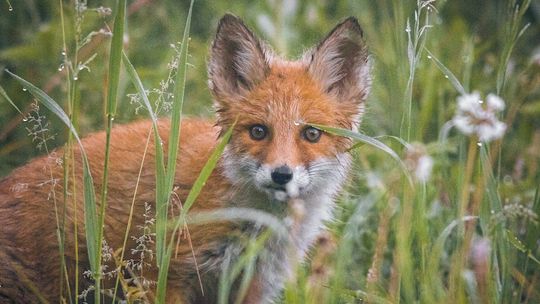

left=306, top=127, right=321, bottom=142
left=251, top=125, right=266, bottom=140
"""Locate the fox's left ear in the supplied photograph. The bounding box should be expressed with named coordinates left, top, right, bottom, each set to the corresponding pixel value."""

left=308, top=17, right=371, bottom=104
left=208, top=14, right=269, bottom=101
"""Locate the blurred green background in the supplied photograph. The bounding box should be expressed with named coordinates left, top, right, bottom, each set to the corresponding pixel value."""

left=1, top=0, right=539, bottom=176
left=1, top=1, right=540, bottom=302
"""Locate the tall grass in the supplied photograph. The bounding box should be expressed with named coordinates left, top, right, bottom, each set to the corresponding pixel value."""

left=5, top=69, right=99, bottom=301
left=90, top=0, right=125, bottom=301
left=1, top=0, right=539, bottom=303
left=6, top=0, right=217, bottom=302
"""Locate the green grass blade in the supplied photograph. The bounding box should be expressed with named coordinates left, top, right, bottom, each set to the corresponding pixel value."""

left=0, top=84, right=22, bottom=114
left=184, top=208, right=287, bottom=237
left=496, top=0, right=531, bottom=94
left=155, top=2, right=195, bottom=299
left=525, top=186, right=540, bottom=256
left=106, top=0, right=126, bottom=117
left=154, top=0, right=195, bottom=269
left=93, top=1, right=127, bottom=300
left=506, top=230, right=540, bottom=266
left=172, top=121, right=235, bottom=233
left=219, top=230, right=272, bottom=304
left=121, top=50, right=166, bottom=181
left=308, top=123, right=413, bottom=185
left=122, top=49, right=168, bottom=268
left=5, top=70, right=100, bottom=273
left=6, top=70, right=83, bottom=144
left=479, top=146, right=507, bottom=300
left=348, top=134, right=410, bottom=152
left=427, top=215, right=478, bottom=300
left=506, top=229, right=527, bottom=252
left=425, top=48, right=466, bottom=95
left=122, top=51, right=158, bottom=124
left=165, top=0, right=194, bottom=189
left=81, top=156, right=99, bottom=272
left=155, top=120, right=235, bottom=302
left=121, top=50, right=164, bottom=170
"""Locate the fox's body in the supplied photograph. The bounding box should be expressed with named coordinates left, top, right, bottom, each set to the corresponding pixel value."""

left=0, top=119, right=230, bottom=302
left=0, top=15, right=370, bottom=303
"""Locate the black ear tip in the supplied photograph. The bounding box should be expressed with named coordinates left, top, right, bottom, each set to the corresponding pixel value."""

left=218, top=13, right=244, bottom=28
left=344, top=16, right=359, bottom=24
left=340, top=16, right=364, bottom=36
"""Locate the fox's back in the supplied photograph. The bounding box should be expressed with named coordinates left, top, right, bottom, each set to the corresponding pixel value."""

left=0, top=118, right=222, bottom=216
left=0, top=118, right=227, bottom=302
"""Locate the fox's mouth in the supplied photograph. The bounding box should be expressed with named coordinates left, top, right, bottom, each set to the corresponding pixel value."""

left=262, top=183, right=305, bottom=202
left=262, top=185, right=287, bottom=200
left=266, top=185, right=286, bottom=191
left=266, top=188, right=289, bottom=201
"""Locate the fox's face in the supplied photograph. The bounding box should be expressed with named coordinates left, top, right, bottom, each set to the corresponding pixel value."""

left=209, top=15, right=370, bottom=202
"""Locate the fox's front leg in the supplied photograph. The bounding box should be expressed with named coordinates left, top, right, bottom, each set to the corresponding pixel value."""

left=166, top=294, right=185, bottom=304
left=241, top=275, right=263, bottom=304
left=164, top=282, right=188, bottom=304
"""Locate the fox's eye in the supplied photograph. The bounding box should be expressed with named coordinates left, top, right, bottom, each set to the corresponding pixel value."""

left=249, top=124, right=268, bottom=140
left=303, top=127, right=322, bottom=143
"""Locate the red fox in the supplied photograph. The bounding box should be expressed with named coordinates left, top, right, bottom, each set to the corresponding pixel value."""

left=0, top=14, right=370, bottom=303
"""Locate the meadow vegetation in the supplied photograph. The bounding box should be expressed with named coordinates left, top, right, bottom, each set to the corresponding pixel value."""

left=1, top=0, right=539, bottom=303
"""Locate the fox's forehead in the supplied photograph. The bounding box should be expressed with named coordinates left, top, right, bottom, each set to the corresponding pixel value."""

left=236, top=63, right=342, bottom=127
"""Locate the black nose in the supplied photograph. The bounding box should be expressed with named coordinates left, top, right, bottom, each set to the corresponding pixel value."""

left=271, top=165, right=293, bottom=185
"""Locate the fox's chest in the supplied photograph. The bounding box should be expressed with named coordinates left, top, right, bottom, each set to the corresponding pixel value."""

left=203, top=193, right=336, bottom=303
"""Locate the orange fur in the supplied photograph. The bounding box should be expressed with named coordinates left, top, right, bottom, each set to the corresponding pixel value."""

left=0, top=119, right=232, bottom=302
left=225, top=63, right=354, bottom=169
left=0, top=14, right=370, bottom=303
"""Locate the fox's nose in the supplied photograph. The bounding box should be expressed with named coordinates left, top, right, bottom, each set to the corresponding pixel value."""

left=271, top=165, right=293, bottom=185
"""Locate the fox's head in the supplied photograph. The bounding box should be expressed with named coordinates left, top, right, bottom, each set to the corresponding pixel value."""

left=209, top=14, right=371, bottom=203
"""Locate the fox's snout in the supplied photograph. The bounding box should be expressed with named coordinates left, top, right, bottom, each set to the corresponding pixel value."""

left=270, top=165, right=293, bottom=185
left=259, top=162, right=308, bottom=201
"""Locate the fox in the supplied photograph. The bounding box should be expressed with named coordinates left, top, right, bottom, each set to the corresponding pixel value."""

left=0, top=14, right=370, bottom=303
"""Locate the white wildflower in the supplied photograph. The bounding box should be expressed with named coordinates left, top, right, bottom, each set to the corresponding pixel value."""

left=405, top=143, right=434, bottom=183
left=95, top=6, right=112, bottom=17
left=453, top=91, right=507, bottom=142
left=486, top=93, right=505, bottom=111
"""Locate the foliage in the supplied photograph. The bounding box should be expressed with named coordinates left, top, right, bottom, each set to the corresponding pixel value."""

left=1, top=0, right=540, bottom=303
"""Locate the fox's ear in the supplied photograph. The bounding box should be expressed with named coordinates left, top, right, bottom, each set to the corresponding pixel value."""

left=308, top=17, right=371, bottom=104
left=208, top=14, right=269, bottom=100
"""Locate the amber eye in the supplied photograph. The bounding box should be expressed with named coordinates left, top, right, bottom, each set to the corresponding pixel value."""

left=249, top=124, right=268, bottom=140
left=303, top=126, right=322, bottom=143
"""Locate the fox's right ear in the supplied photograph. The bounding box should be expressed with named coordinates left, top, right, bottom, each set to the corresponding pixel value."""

left=208, top=14, right=269, bottom=101
left=308, top=17, right=371, bottom=105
